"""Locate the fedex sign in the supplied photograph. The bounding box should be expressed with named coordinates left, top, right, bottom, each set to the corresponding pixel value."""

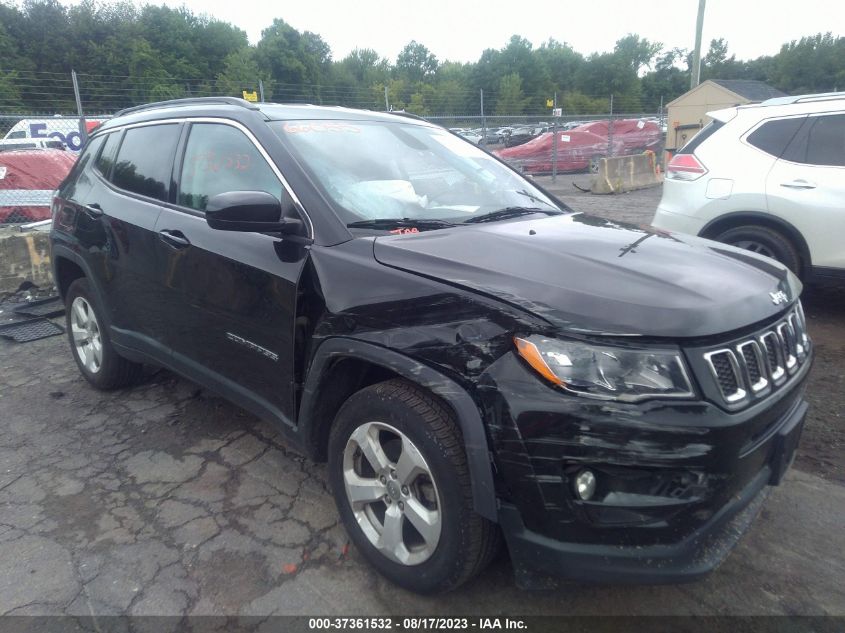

left=4, top=119, right=104, bottom=152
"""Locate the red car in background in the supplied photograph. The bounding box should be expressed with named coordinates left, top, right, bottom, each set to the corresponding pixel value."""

left=574, top=119, right=663, bottom=154
left=0, top=149, right=77, bottom=223
left=494, top=118, right=662, bottom=174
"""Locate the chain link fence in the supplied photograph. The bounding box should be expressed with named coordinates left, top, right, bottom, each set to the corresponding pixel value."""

left=2, top=72, right=667, bottom=224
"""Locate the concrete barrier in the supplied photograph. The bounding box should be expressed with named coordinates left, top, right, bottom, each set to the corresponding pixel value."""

left=590, top=152, right=663, bottom=195
left=0, top=227, right=52, bottom=293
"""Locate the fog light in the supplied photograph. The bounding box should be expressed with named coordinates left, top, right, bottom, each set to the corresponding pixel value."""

left=575, top=470, right=596, bottom=500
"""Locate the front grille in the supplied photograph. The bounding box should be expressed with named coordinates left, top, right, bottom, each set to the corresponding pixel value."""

left=710, top=352, right=740, bottom=394
left=701, top=304, right=810, bottom=407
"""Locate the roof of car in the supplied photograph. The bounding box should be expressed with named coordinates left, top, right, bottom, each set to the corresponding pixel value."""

left=107, top=97, right=430, bottom=127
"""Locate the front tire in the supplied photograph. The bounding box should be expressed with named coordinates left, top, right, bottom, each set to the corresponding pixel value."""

left=328, top=379, right=500, bottom=594
left=714, top=225, right=802, bottom=275
left=65, top=278, right=143, bottom=390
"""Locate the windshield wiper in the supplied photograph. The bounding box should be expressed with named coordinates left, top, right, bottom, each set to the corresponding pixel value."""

left=346, top=218, right=457, bottom=230
left=462, top=207, right=564, bottom=224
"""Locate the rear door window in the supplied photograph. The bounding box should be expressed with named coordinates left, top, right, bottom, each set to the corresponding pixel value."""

left=111, top=124, right=180, bottom=201
left=783, top=113, right=845, bottom=167
left=805, top=114, right=845, bottom=167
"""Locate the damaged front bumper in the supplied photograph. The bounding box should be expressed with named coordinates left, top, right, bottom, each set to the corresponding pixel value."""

left=480, top=352, right=811, bottom=587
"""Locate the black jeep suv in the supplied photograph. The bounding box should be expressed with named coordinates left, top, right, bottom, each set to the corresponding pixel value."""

left=50, top=97, right=812, bottom=594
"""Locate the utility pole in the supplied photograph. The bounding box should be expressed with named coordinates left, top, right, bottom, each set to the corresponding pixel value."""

left=384, top=85, right=389, bottom=111
left=258, top=79, right=265, bottom=103
left=690, top=0, right=706, bottom=89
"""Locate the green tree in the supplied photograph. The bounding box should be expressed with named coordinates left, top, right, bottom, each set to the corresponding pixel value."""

left=216, top=47, right=271, bottom=98
left=494, top=73, right=530, bottom=115
left=395, top=41, right=438, bottom=84
left=771, top=33, right=845, bottom=93
left=641, top=48, right=690, bottom=110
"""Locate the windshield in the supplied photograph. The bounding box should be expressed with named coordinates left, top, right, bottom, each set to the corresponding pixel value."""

left=270, top=120, right=564, bottom=226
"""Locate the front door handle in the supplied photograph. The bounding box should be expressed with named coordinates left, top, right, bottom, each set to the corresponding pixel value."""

left=158, top=229, right=191, bottom=248
left=780, top=179, right=817, bottom=190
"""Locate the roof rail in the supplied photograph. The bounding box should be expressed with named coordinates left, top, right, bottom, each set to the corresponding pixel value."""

left=760, top=91, right=845, bottom=106
left=114, top=97, right=260, bottom=118
left=385, top=109, right=429, bottom=123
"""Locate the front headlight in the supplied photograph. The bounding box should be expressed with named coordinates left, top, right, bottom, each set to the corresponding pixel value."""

left=514, top=336, right=694, bottom=402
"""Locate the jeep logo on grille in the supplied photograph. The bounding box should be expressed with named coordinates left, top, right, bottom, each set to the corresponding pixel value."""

left=770, top=290, right=788, bottom=305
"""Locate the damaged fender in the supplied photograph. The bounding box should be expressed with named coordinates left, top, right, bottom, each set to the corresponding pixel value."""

left=298, top=337, right=499, bottom=522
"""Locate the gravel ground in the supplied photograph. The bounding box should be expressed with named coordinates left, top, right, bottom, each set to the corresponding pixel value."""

left=0, top=182, right=843, bottom=618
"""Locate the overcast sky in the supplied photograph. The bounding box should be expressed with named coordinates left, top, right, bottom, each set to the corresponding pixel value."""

left=87, top=0, right=845, bottom=64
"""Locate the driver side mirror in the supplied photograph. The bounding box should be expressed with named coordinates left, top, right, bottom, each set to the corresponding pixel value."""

left=205, top=191, right=304, bottom=235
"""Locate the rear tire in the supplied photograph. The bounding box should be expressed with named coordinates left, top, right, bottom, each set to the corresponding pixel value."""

left=65, top=278, right=143, bottom=390
left=328, top=378, right=500, bottom=594
left=714, top=225, right=802, bottom=275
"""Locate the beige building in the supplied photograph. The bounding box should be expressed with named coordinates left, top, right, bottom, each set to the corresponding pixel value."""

left=665, top=79, right=786, bottom=152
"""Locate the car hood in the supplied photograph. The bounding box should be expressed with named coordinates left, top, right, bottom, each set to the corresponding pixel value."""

left=372, top=213, right=801, bottom=338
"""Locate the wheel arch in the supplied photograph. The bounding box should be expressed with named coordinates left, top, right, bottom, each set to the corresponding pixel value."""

left=298, top=338, right=498, bottom=522
left=699, top=211, right=812, bottom=274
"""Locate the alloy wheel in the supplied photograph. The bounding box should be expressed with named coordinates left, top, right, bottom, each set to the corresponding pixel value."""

left=342, top=421, right=442, bottom=565
left=733, top=239, right=775, bottom=259
left=70, top=296, right=103, bottom=374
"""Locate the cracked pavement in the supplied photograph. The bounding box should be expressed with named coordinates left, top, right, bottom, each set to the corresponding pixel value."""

left=1, top=184, right=843, bottom=617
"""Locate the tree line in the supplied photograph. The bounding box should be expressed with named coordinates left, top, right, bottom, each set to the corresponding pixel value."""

left=1, top=0, right=843, bottom=116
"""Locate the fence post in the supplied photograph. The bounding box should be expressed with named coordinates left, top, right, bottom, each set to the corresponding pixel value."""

left=552, top=91, right=558, bottom=182
left=607, top=94, right=614, bottom=159
left=71, top=70, right=87, bottom=146
left=480, top=89, right=486, bottom=146
left=259, top=79, right=265, bottom=103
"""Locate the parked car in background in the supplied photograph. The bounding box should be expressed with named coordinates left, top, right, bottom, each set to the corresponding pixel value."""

left=0, top=149, right=77, bottom=223
left=0, top=138, right=67, bottom=152
left=505, top=126, right=537, bottom=147
left=458, top=130, right=482, bottom=144
left=653, top=92, right=845, bottom=281
left=575, top=119, right=663, bottom=153
left=495, top=128, right=625, bottom=173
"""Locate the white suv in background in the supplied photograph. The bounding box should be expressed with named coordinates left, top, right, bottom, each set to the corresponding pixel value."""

left=652, top=93, right=845, bottom=281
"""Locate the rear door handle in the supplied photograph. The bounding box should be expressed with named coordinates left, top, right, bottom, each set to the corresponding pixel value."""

left=780, top=179, right=817, bottom=190
left=69, top=200, right=103, bottom=217
left=158, top=229, right=191, bottom=248
left=84, top=203, right=104, bottom=216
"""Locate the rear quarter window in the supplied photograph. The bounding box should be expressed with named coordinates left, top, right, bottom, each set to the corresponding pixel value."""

left=746, top=117, right=806, bottom=157
left=94, top=132, right=120, bottom=178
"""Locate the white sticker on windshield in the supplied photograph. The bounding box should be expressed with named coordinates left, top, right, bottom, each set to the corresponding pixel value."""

left=637, top=120, right=645, bottom=129
left=0, top=166, right=6, bottom=179
left=560, top=134, right=570, bottom=142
